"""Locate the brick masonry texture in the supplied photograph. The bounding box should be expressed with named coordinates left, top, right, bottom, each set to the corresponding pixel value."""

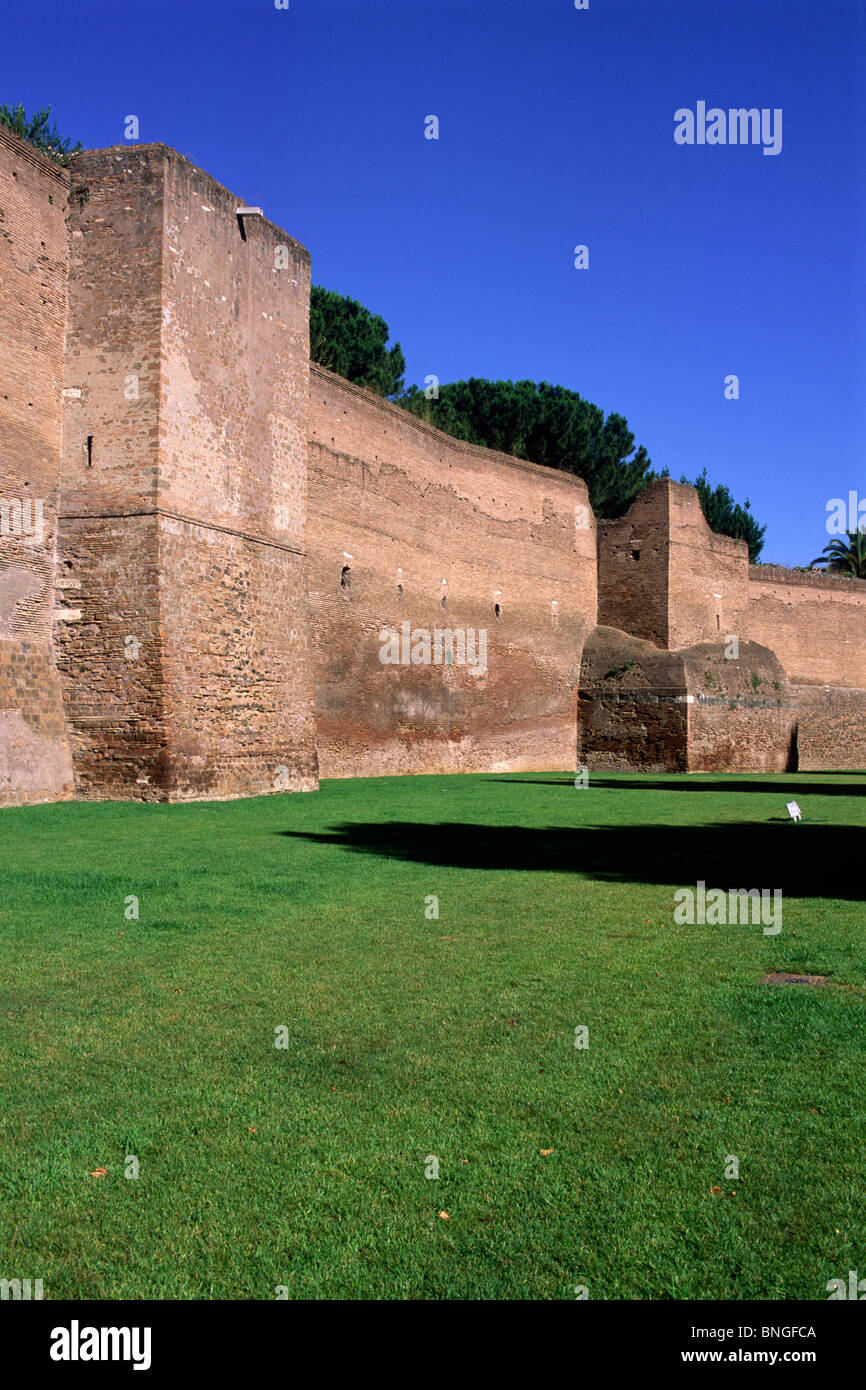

left=1, top=135, right=864, bottom=803
left=794, top=686, right=866, bottom=771
left=578, top=629, right=797, bottom=775
left=307, top=365, right=596, bottom=776
left=53, top=145, right=316, bottom=801
left=0, top=125, right=74, bottom=804
left=595, top=480, right=865, bottom=771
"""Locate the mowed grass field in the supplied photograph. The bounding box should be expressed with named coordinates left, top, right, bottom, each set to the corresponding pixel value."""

left=0, top=770, right=864, bottom=1301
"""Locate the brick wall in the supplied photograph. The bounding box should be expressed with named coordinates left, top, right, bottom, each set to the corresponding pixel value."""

left=307, top=366, right=597, bottom=776
left=578, top=627, right=690, bottom=772
left=579, top=628, right=797, bottom=773
left=55, top=145, right=317, bottom=800
left=747, top=564, right=866, bottom=687
left=597, top=487, right=672, bottom=646
left=157, top=148, right=316, bottom=798
left=5, top=130, right=865, bottom=799
left=667, top=483, right=749, bottom=651
left=0, top=126, right=74, bottom=804
left=596, top=478, right=865, bottom=770
left=597, top=479, right=749, bottom=650
left=794, top=685, right=866, bottom=771
left=682, top=641, right=797, bottom=773
left=745, top=566, right=866, bottom=770
left=55, top=145, right=166, bottom=796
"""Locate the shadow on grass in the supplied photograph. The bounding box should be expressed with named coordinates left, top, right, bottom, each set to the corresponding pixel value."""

left=278, top=820, right=865, bottom=900
left=488, top=776, right=866, bottom=797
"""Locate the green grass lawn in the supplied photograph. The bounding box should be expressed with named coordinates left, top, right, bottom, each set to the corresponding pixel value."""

left=1, top=770, right=864, bottom=1300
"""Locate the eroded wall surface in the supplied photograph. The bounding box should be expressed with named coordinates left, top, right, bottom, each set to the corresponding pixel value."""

left=577, top=627, right=689, bottom=772
left=682, top=641, right=797, bottom=773
left=579, top=629, right=797, bottom=774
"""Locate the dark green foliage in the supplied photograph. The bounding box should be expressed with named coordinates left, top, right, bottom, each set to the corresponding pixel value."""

left=399, top=377, right=654, bottom=519
left=810, top=531, right=866, bottom=579
left=0, top=103, right=82, bottom=164
left=681, top=467, right=766, bottom=563
left=311, top=284, right=767, bottom=547
left=310, top=286, right=406, bottom=398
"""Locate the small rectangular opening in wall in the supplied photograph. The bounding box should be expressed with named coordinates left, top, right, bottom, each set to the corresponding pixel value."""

left=85, top=434, right=93, bottom=468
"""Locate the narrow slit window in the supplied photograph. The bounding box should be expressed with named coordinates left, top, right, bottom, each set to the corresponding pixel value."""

left=86, top=434, right=93, bottom=468
left=340, top=565, right=351, bottom=591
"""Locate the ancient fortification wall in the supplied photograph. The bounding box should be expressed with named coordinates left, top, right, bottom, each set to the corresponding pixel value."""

left=591, top=481, right=866, bottom=771
left=681, top=642, right=797, bottom=774
left=746, top=564, right=866, bottom=687
left=746, top=564, right=866, bottom=769
left=54, top=144, right=317, bottom=800
left=307, top=365, right=596, bottom=776
left=597, top=480, right=748, bottom=650
left=1, top=133, right=864, bottom=802
left=0, top=126, right=74, bottom=805
left=792, top=685, right=866, bottom=771
left=55, top=145, right=166, bottom=797
left=577, top=625, right=797, bottom=774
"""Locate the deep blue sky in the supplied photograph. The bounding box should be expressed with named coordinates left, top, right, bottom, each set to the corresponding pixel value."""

left=4, top=0, right=864, bottom=564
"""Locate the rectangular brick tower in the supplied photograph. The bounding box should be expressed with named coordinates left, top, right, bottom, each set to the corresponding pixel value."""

left=0, top=126, right=74, bottom=805
left=597, top=478, right=748, bottom=649
left=55, top=144, right=317, bottom=799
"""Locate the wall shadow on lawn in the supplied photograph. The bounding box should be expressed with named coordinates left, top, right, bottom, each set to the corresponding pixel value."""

left=278, top=821, right=864, bottom=900
left=489, top=776, right=866, bottom=797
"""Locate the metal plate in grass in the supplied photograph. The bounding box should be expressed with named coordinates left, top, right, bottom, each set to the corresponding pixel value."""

left=761, top=971, right=827, bottom=986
